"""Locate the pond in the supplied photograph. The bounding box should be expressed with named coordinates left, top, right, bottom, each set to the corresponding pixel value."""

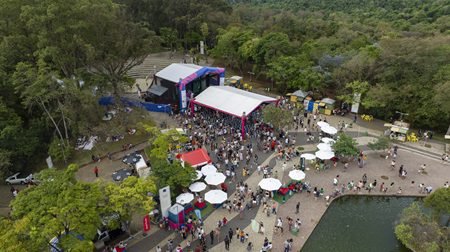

left=301, top=196, right=421, bottom=252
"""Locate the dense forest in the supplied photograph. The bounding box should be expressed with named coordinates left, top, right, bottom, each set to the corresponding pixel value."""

left=0, top=0, right=449, bottom=178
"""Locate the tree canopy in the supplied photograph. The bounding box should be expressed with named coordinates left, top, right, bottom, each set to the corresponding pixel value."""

left=332, top=133, right=359, bottom=159
left=3, top=164, right=156, bottom=251
left=261, top=105, right=293, bottom=132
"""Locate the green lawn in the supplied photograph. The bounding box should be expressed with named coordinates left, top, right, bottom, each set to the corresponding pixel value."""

left=55, top=108, right=155, bottom=167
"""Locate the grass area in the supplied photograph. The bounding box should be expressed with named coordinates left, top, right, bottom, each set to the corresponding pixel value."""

left=273, top=192, right=294, bottom=204
left=55, top=108, right=155, bottom=167
left=199, top=203, right=214, bottom=218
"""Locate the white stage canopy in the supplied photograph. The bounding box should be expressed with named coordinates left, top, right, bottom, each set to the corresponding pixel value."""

left=193, top=86, right=278, bottom=118
left=155, top=63, right=202, bottom=83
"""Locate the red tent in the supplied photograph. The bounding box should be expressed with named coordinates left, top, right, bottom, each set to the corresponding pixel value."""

left=179, top=149, right=211, bottom=168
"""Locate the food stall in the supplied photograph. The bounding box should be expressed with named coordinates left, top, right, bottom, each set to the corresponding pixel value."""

left=319, top=98, right=336, bottom=115
left=385, top=121, right=410, bottom=142
left=287, top=89, right=308, bottom=103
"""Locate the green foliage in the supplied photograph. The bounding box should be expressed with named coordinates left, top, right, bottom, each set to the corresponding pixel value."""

left=261, top=105, right=293, bottom=131
left=337, top=80, right=370, bottom=105
left=145, top=127, right=195, bottom=194
left=4, top=163, right=158, bottom=250
left=48, top=137, right=73, bottom=163
left=332, top=133, right=359, bottom=159
left=367, top=137, right=390, bottom=152
left=103, top=176, right=156, bottom=229
left=424, top=188, right=450, bottom=220
left=395, top=202, right=448, bottom=252
left=9, top=164, right=102, bottom=250
left=160, top=27, right=178, bottom=50
left=150, top=159, right=196, bottom=196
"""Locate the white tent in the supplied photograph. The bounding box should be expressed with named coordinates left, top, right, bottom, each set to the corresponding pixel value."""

left=189, top=182, right=207, bottom=192
left=317, top=143, right=332, bottom=151
left=321, top=126, right=338, bottom=135
left=289, top=170, right=306, bottom=181
left=315, top=151, right=335, bottom=160
left=193, top=86, right=277, bottom=117
left=176, top=193, right=194, bottom=204
left=321, top=137, right=336, bottom=144
left=317, top=121, right=329, bottom=128
left=258, top=178, right=282, bottom=191
left=168, top=203, right=184, bottom=215
left=201, top=164, right=217, bottom=176
left=205, top=190, right=228, bottom=204
left=205, top=172, right=226, bottom=186
left=155, top=63, right=202, bottom=83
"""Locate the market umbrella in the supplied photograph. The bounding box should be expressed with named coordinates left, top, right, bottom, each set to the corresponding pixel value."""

left=321, top=126, right=338, bottom=135
left=176, top=192, right=194, bottom=204
left=205, top=190, right=228, bottom=204
left=321, top=137, right=336, bottom=144
left=258, top=178, right=282, bottom=191
left=289, top=170, right=306, bottom=181
left=189, top=182, right=207, bottom=192
left=205, top=172, right=226, bottom=186
left=194, top=170, right=203, bottom=181
left=300, top=153, right=316, bottom=160
left=315, top=150, right=335, bottom=160
left=112, top=168, right=134, bottom=182
left=317, top=143, right=332, bottom=151
left=201, top=164, right=217, bottom=176
left=317, top=121, right=329, bottom=128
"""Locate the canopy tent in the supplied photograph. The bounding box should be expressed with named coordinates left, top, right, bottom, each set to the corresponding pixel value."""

left=292, top=90, right=308, bottom=98
left=201, top=164, right=217, bottom=176
left=258, top=178, right=282, bottom=191
left=205, top=172, right=226, bottom=186
left=205, top=190, right=228, bottom=204
left=321, top=137, right=336, bottom=144
left=315, top=150, right=335, bottom=160
left=191, top=86, right=278, bottom=138
left=189, top=182, right=207, bottom=192
left=176, top=193, right=194, bottom=204
left=153, top=63, right=225, bottom=112
left=317, top=121, right=329, bottom=128
left=179, top=148, right=211, bottom=168
left=317, top=143, right=332, bottom=151
left=289, top=170, right=306, bottom=181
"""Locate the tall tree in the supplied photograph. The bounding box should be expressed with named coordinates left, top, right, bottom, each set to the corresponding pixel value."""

left=332, top=133, right=359, bottom=160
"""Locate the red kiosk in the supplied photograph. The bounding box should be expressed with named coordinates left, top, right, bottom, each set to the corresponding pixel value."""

left=179, top=148, right=212, bottom=168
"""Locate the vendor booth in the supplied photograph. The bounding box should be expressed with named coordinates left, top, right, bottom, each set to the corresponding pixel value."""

left=135, top=154, right=150, bottom=179
left=287, top=89, right=308, bottom=103
left=315, top=98, right=335, bottom=115
left=167, top=203, right=194, bottom=230
left=147, top=63, right=225, bottom=113
left=179, top=148, right=211, bottom=168
left=385, top=121, right=410, bottom=142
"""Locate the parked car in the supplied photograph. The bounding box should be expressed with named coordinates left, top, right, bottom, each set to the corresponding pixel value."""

left=5, top=173, right=37, bottom=185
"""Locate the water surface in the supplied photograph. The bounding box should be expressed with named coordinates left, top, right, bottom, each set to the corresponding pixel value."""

left=301, top=196, right=420, bottom=252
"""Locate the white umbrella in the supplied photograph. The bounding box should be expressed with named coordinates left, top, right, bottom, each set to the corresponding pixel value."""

left=189, top=182, right=207, bottom=192
left=289, top=170, right=306, bottom=181
left=258, top=178, right=282, bottom=191
left=321, top=126, right=338, bottom=135
left=201, top=164, right=217, bottom=176
left=300, top=153, right=316, bottom=160
left=194, top=170, right=203, bottom=181
left=205, top=190, right=228, bottom=204
left=317, top=143, right=332, bottom=151
left=176, top=192, right=194, bottom=204
left=315, top=150, right=335, bottom=160
left=205, top=172, right=226, bottom=186
left=321, top=137, right=336, bottom=144
left=317, top=121, right=329, bottom=128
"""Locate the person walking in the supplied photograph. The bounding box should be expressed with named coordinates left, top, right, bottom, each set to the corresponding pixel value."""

left=93, top=166, right=99, bottom=178
left=295, top=202, right=300, bottom=214
left=209, top=230, right=214, bottom=245
left=224, top=235, right=230, bottom=250
left=228, top=228, right=233, bottom=243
